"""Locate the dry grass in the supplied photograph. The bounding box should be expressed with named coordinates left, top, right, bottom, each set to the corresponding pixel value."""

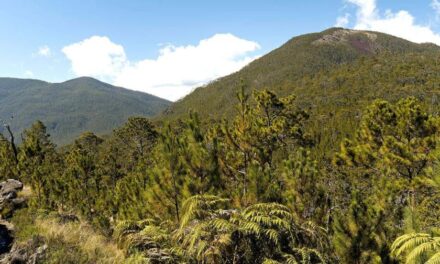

left=35, top=216, right=126, bottom=264
left=18, top=186, right=33, bottom=199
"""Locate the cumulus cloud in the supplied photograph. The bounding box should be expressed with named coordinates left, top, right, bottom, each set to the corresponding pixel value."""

left=62, top=36, right=127, bottom=79
left=335, top=13, right=350, bottom=27
left=341, top=0, right=440, bottom=45
left=37, top=45, right=51, bottom=57
left=62, top=34, right=260, bottom=101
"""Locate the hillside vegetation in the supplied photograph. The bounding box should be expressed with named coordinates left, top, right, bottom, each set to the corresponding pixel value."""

left=1, top=28, right=440, bottom=263
left=0, top=77, right=170, bottom=144
left=162, top=28, right=440, bottom=155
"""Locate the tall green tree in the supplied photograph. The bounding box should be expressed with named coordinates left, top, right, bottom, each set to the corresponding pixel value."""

left=63, top=132, right=103, bottom=219
left=219, top=86, right=310, bottom=205
left=179, top=112, right=223, bottom=195
left=146, top=123, right=189, bottom=222
left=335, top=97, right=440, bottom=194
left=112, top=116, right=158, bottom=173
left=281, top=148, right=327, bottom=224
left=100, top=117, right=158, bottom=221
left=333, top=98, right=440, bottom=263
left=18, top=120, right=58, bottom=207
left=332, top=191, right=394, bottom=264
left=0, top=134, right=18, bottom=180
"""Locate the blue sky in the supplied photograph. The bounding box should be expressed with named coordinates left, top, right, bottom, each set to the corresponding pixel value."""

left=1, top=0, right=440, bottom=100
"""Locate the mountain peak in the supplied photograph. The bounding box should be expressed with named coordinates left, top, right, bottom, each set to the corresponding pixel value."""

left=161, top=28, right=440, bottom=121
left=313, top=28, right=377, bottom=44
left=312, top=28, right=380, bottom=54
left=61, top=76, right=103, bottom=84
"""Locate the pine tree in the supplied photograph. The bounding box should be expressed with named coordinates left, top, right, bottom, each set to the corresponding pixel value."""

left=281, top=148, right=327, bottom=223
left=179, top=111, right=223, bottom=195
left=63, top=132, right=103, bottom=219
left=112, top=116, right=158, bottom=173
left=332, top=191, right=394, bottom=264
left=146, top=123, right=189, bottom=222
left=18, top=120, right=58, bottom=207
left=333, top=98, right=440, bottom=251
left=0, top=134, right=18, bottom=180
left=334, top=97, right=440, bottom=189
left=219, top=85, right=311, bottom=205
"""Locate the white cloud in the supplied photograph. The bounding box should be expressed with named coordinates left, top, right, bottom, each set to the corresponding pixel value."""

left=62, top=34, right=260, bottom=101
left=335, top=13, right=350, bottom=27
left=62, top=36, right=127, bottom=79
left=343, top=0, right=440, bottom=45
left=37, top=45, right=51, bottom=57
left=24, top=70, right=34, bottom=77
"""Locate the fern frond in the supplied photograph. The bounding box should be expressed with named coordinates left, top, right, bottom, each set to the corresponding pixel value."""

left=406, top=238, right=440, bottom=263
left=427, top=252, right=440, bottom=264
left=391, top=233, right=431, bottom=257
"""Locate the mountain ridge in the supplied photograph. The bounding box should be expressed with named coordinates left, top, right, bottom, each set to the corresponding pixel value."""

left=159, top=27, right=440, bottom=154
left=161, top=27, right=440, bottom=119
left=0, top=76, right=170, bottom=145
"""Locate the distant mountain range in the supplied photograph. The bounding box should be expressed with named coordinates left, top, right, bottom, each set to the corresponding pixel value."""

left=0, top=77, right=170, bottom=145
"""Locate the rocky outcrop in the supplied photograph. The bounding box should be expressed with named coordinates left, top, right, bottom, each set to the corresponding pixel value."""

left=312, top=28, right=382, bottom=54
left=0, top=179, right=26, bottom=219
left=0, top=223, right=13, bottom=255
left=0, top=236, right=47, bottom=264
left=0, top=179, right=37, bottom=263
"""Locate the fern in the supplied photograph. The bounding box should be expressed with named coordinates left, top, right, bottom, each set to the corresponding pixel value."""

left=392, top=233, right=440, bottom=264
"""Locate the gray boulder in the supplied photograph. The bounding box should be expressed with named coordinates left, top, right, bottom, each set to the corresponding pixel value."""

left=0, top=180, right=23, bottom=197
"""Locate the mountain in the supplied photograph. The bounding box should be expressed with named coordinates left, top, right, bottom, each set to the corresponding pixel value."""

left=160, top=28, right=440, bottom=154
left=0, top=77, right=170, bottom=145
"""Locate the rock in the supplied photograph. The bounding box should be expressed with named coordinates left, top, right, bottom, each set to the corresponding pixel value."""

left=0, top=224, right=13, bottom=255
left=0, top=179, right=23, bottom=199
left=11, top=198, right=26, bottom=208
left=3, top=191, right=17, bottom=200
left=0, top=180, right=23, bottom=192
left=0, top=236, right=47, bottom=264
left=0, top=180, right=28, bottom=262
left=0, top=179, right=26, bottom=220
left=57, top=213, right=79, bottom=224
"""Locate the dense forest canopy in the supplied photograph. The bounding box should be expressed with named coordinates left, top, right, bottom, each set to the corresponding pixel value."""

left=1, top=83, right=440, bottom=263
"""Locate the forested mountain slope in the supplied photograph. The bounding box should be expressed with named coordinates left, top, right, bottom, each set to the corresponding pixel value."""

left=161, top=28, right=440, bottom=154
left=0, top=77, right=170, bottom=144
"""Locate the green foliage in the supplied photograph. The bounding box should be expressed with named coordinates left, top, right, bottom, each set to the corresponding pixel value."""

left=0, top=133, right=18, bottom=180
left=5, top=82, right=440, bottom=263
left=18, top=121, right=59, bottom=208
left=218, top=86, right=310, bottom=206
left=115, top=195, right=328, bottom=263
left=332, top=191, right=392, bottom=264
left=63, top=132, right=104, bottom=220
left=392, top=232, right=440, bottom=264
left=161, top=29, right=440, bottom=160
left=114, top=219, right=179, bottom=263
left=0, top=77, right=170, bottom=145
left=335, top=97, right=439, bottom=183
left=281, top=148, right=327, bottom=224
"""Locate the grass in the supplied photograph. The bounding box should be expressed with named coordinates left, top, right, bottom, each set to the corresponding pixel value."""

left=11, top=208, right=128, bottom=264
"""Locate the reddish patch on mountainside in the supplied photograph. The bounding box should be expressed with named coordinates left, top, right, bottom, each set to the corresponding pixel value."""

left=350, top=37, right=374, bottom=54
